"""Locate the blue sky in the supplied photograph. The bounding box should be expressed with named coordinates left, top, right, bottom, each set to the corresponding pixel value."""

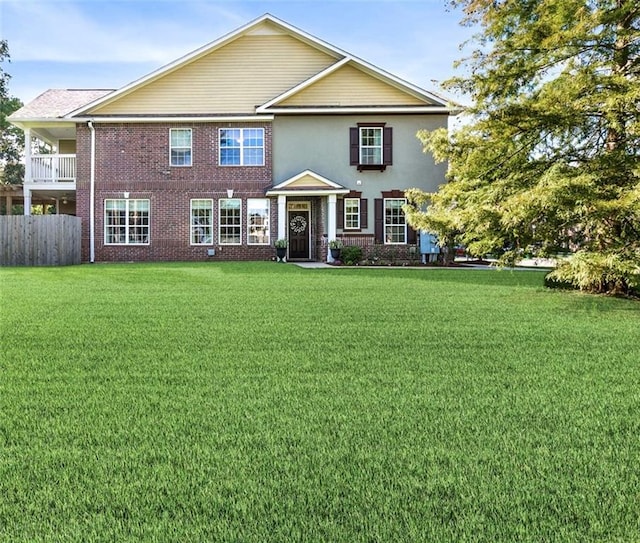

left=1, top=0, right=476, bottom=106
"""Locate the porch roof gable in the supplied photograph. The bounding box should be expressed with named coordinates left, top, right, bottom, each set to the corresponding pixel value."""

left=266, top=170, right=350, bottom=196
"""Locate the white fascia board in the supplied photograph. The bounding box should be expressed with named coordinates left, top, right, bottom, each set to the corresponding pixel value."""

left=263, top=106, right=454, bottom=115
left=71, top=115, right=273, bottom=123
left=266, top=189, right=350, bottom=196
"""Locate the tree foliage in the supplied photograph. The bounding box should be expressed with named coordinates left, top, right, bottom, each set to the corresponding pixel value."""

left=406, top=0, right=640, bottom=295
left=0, top=40, right=25, bottom=185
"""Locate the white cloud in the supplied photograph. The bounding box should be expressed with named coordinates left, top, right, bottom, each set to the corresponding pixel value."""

left=2, top=0, right=242, bottom=63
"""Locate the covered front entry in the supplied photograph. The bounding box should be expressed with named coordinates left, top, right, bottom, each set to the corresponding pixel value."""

left=288, top=202, right=310, bottom=260
left=266, top=169, right=349, bottom=262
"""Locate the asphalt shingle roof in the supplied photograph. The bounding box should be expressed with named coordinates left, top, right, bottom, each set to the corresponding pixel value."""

left=9, top=89, right=114, bottom=119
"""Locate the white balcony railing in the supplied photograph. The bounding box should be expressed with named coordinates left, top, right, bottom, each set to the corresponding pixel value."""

left=30, top=155, right=76, bottom=183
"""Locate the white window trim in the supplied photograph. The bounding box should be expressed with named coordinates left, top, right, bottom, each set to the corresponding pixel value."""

left=169, top=128, right=192, bottom=167
left=384, top=198, right=407, bottom=245
left=190, top=199, right=214, bottom=246
left=359, top=126, right=383, bottom=165
left=219, top=198, right=242, bottom=245
left=344, top=197, right=360, bottom=230
left=247, top=198, right=270, bottom=246
left=218, top=128, right=265, bottom=167
left=104, top=199, right=150, bottom=246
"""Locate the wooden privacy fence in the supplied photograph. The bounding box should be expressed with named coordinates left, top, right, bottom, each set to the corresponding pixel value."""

left=0, top=215, right=82, bottom=266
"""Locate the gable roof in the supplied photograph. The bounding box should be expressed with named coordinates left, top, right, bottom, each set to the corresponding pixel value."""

left=266, top=170, right=350, bottom=196
left=71, top=13, right=451, bottom=117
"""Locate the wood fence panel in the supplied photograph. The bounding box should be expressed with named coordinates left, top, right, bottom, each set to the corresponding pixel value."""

left=0, top=216, right=82, bottom=266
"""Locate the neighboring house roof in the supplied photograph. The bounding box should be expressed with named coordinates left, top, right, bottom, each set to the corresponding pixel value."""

left=8, top=89, right=114, bottom=120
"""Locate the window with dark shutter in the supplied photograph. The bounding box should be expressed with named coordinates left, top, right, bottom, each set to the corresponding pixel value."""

left=350, top=124, right=392, bottom=172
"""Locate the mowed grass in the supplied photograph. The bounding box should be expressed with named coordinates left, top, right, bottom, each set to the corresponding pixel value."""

left=1, top=262, right=639, bottom=542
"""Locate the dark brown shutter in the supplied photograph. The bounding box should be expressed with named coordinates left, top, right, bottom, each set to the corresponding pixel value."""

left=350, top=127, right=359, bottom=165
left=407, top=225, right=417, bottom=245
left=360, top=198, right=368, bottom=229
left=337, top=198, right=344, bottom=229
left=383, top=127, right=393, bottom=165
left=374, top=198, right=383, bottom=243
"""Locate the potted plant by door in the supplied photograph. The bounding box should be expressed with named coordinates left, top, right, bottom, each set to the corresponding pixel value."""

left=275, top=239, right=288, bottom=262
left=328, top=239, right=343, bottom=260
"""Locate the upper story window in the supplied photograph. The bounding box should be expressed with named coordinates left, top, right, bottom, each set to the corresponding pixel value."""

left=170, top=128, right=192, bottom=167
left=105, top=199, right=150, bottom=245
left=350, top=124, right=392, bottom=171
left=360, top=127, right=382, bottom=165
left=219, top=128, right=264, bottom=166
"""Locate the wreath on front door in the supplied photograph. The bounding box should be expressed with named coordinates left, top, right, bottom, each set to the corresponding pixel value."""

left=289, top=215, right=307, bottom=234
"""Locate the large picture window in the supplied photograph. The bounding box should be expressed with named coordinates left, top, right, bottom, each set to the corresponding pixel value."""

left=344, top=198, right=360, bottom=230
left=190, top=199, right=213, bottom=245
left=219, top=128, right=264, bottom=166
left=247, top=198, right=270, bottom=245
left=219, top=198, right=241, bottom=244
left=170, top=128, right=192, bottom=167
left=384, top=198, right=406, bottom=244
left=105, top=199, right=150, bottom=245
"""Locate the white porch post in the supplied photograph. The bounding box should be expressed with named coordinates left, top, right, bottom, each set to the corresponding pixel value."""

left=24, top=128, right=32, bottom=184
left=327, top=194, right=337, bottom=263
left=23, top=186, right=31, bottom=216
left=23, top=128, right=32, bottom=215
left=277, top=195, right=286, bottom=240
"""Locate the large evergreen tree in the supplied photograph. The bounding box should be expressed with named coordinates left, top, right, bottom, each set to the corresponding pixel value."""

left=0, top=40, right=25, bottom=185
left=406, top=0, right=639, bottom=294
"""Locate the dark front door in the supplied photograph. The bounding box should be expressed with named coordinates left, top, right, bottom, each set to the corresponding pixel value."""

left=288, top=211, right=310, bottom=259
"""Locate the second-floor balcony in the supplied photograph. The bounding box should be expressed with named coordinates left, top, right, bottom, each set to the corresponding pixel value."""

left=29, top=155, right=76, bottom=183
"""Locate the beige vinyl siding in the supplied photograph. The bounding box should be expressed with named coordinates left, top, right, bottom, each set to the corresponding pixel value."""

left=287, top=175, right=332, bottom=189
left=90, top=33, right=339, bottom=115
left=280, top=64, right=429, bottom=107
left=58, top=140, right=76, bottom=154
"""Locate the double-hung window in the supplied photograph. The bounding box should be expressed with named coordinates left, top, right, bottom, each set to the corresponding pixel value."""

left=219, top=128, right=264, bottom=166
left=360, top=127, right=383, bottom=165
left=384, top=198, right=407, bottom=244
left=170, top=128, right=192, bottom=167
left=344, top=198, right=361, bottom=230
left=247, top=198, right=270, bottom=245
left=219, top=198, right=242, bottom=244
left=105, top=199, right=150, bottom=245
left=190, top=199, right=213, bottom=245
left=350, top=124, right=392, bottom=171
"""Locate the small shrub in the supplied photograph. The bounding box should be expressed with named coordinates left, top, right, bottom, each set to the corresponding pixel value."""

left=341, top=245, right=363, bottom=265
left=547, top=251, right=639, bottom=296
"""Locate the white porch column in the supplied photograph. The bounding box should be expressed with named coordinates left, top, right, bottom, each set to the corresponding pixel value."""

left=23, top=186, right=31, bottom=216
left=327, top=194, right=337, bottom=263
left=24, top=128, right=32, bottom=184
left=277, top=195, right=286, bottom=240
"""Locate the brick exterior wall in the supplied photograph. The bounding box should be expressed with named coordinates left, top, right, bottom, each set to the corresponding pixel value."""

left=77, top=122, right=279, bottom=262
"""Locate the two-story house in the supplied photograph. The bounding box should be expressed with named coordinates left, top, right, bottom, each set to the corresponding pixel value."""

left=8, top=14, right=453, bottom=263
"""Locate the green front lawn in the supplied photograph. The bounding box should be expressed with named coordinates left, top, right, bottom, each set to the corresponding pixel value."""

left=1, top=263, right=638, bottom=542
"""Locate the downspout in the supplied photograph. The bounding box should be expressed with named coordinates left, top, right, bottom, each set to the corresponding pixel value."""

left=88, top=121, right=96, bottom=263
